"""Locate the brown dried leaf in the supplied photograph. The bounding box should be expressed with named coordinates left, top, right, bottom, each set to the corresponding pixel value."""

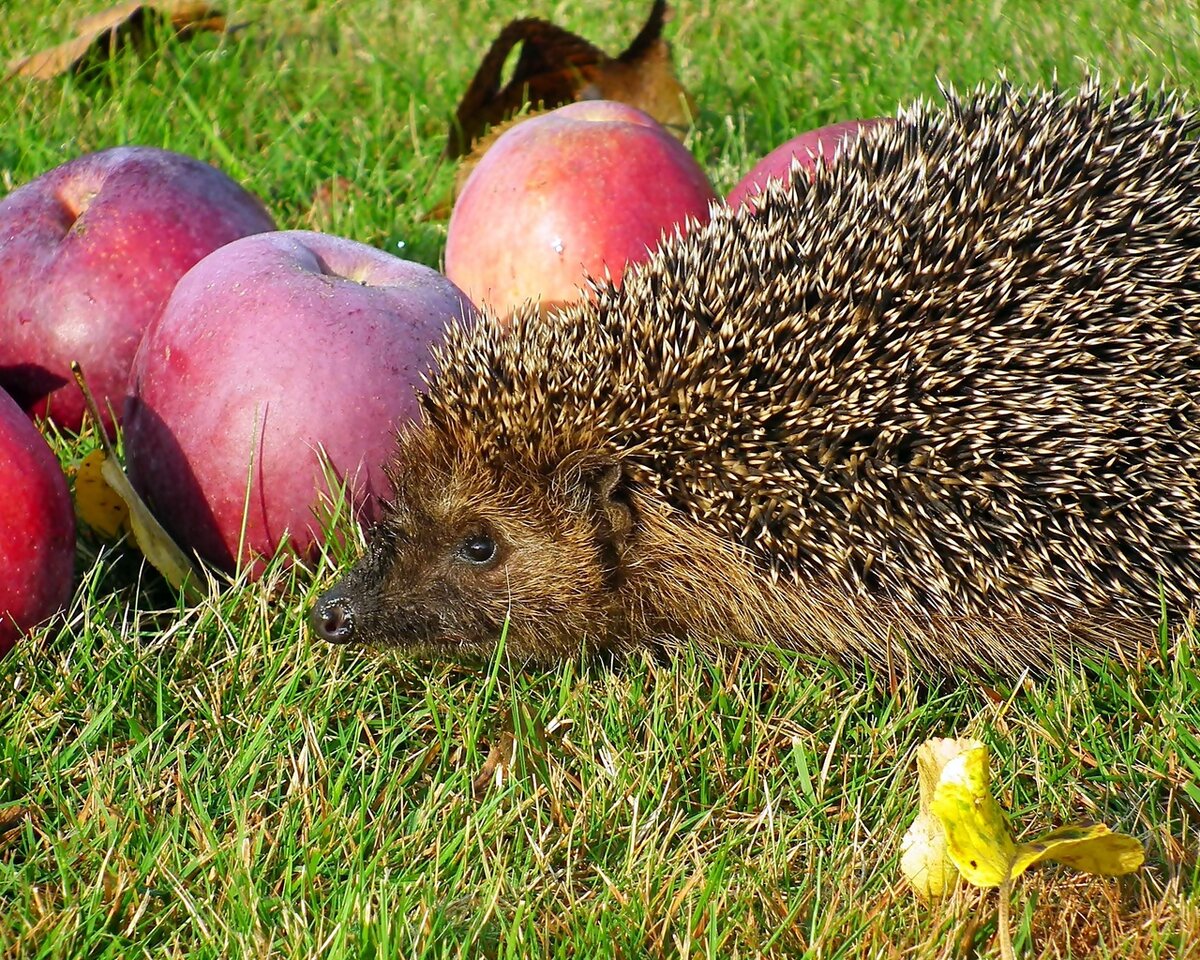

left=582, top=32, right=695, bottom=138
left=471, top=730, right=516, bottom=797
left=6, top=1, right=229, bottom=81
left=0, top=805, right=35, bottom=852
left=446, top=0, right=693, bottom=159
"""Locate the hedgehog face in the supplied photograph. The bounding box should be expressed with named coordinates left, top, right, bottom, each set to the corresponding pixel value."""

left=311, top=444, right=634, bottom=661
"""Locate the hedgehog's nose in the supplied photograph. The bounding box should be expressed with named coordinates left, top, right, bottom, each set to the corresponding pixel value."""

left=312, top=589, right=357, bottom=644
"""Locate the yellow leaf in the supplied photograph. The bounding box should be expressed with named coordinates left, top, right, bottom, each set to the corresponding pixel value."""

left=70, top=360, right=207, bottom=603
left=916, top=738, right=983, bottom=813
left=922, top=741, right=1146, bottom=891
left=98, top=454, right=205, bottom=602
left=900, top=812, right=957, bottom=899
left=74, top=449, right=131, bottom=538
left=900, top=738, right=983, bottom=898
left=929, top=745, right=1017, bottom=887
left=1010, top=823, right=1145, bottom=880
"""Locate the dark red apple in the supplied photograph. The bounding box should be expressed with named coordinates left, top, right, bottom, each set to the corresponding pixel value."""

left=0, top=388, right=75, bottom=656
left=727, top=119, right=890, bottom=212
left=0, top=146, right=276, bottom=431
left=445, top=100, right=717, bottom=317
left=124, top=230, right=477, bottom=575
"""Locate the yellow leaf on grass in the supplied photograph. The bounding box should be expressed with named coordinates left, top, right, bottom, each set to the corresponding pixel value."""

left=929, top=745, right=1018, bottom=888
left=74, top=449, right=131, bottom=538
left=98, top=451, right=204, bottom=602
left=923, top=742, right=1145, bottom=889
left=1010, top=823, right=1145, bottom=880
left=900, top=812, right=956, bottom=899
left=900, top=738, right=982, bottom=898
left=71, top=361, right=206, bottom=602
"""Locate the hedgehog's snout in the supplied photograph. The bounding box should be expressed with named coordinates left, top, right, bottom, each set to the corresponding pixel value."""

left=312, top=586, right=359, bottom=644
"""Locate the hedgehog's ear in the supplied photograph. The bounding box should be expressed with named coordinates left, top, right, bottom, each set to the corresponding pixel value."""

left=555, top=453, right=635, bottom=550
left=590, top=458, right=635, bottom=549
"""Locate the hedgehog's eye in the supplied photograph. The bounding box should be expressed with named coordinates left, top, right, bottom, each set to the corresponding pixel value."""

left=458, top=533, right=498, bottom=566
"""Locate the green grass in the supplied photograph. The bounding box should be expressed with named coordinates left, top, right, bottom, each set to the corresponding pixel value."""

left=3, top=0, right=1200, bottom=956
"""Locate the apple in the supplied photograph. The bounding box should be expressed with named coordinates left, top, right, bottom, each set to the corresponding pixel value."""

left=0, top=146, right=276, bottom=432
left=0, top=388, right=75, bottom=656
left=727, top=119, right=890, bottom=212
left=445, top=100, right=717, bottom=317
left=124, top=230, right=477, bottom=574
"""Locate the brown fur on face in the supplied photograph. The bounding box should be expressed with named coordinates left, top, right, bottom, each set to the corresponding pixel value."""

left=317, top=429, right=640, bottom=662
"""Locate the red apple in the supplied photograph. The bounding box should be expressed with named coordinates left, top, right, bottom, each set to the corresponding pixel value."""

left=0, top=388, right=75, bottom=656
left=727, top=119, right=890, bottom=212
left=445, top=100, right=717, bottom=317
left=0, top=146, right=276, bottom=432
left=124, top=230, right=477, bottom=575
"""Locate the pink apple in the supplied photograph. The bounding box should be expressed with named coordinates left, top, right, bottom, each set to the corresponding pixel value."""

left=0, top=146, right=276, bottom=432
left=124, top=230, right=477, bottom=575
left=727, top=119, right=890, bottom=211
left=446, top=100, right=717, bottom=317
left=0, top=388, right=75, bottom=656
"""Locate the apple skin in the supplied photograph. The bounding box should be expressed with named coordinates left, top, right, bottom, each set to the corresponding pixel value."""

left=0, top=146, right=276, bottom=432
left=0, top=388, right=75, bottom=656
left=124, top=230, right=477, bottom=575
left=445, top=100, right=717, bottom=317
left=727, top=119, right=890, bottom=211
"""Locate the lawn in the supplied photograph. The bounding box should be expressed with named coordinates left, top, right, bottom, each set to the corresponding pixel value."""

left=2, top=0, right=1200, bottom=957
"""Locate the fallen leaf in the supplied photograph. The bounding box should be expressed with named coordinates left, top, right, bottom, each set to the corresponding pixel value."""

left=929, top=744, right=1019, bottom=888
left=911, top=739, right=1146, bottom=960
left=901, top=737, right=1145, bottom=905
left=446, top=0, right=693, bottom=159
left=7, top=1, right=230, bottom=81
left=71, top=362, right=207, bottom=602
left=74, top=449, right=131, bottom=539
left=99, top=452, right=206, bottom=601
left=1009, top=822, right=1145, bottom=880
left=899, top=737, right=980, bottom=898
left=921, top=742, right=1145, bottom=888
left=472, top=730, right=516, bottom=796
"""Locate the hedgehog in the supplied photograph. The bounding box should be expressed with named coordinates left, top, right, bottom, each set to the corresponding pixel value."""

left=312, top=80, right=1200, bottom=675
